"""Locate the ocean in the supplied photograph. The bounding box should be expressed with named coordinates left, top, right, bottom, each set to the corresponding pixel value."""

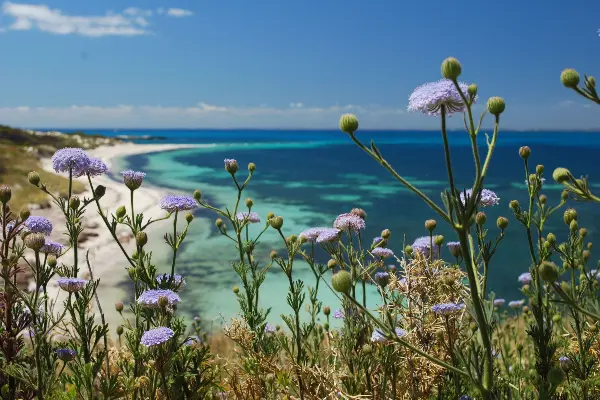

left=61, top=129, right=600, bottom=328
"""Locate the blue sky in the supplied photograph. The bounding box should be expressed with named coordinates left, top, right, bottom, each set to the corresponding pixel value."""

left=0, top=0, right=598, bottom=129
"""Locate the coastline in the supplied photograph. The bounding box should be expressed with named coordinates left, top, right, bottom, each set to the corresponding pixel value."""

left=37, top=142, right=204, bottom=332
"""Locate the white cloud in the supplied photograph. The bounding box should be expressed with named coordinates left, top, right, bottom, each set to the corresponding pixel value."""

left=166, top=8, right=193, bottom=17
left=0, top=102, right=407, bottom=129
left=289, top=102, right=304, bottom=108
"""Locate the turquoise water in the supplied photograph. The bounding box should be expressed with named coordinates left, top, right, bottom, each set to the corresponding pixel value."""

left=92, top=129, right=600, bottom=328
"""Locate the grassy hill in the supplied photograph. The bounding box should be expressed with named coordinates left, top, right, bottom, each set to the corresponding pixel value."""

left=0, top=125, right=121, bottom=210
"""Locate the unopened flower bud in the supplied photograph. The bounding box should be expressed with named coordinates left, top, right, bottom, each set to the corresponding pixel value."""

left=519, top=146, right=531, bottom=160
left=487, top=96, right=505, bottom=116
left=47, top=255, right=57, bottom=268
left=69, top=197, right=80, bottom=210
left=476, top=212, right=487, bottom=225
left=381, top=229, right=391, bottom=239
left=339, top=114, right=359, bottom=134
left=547, top=367, right=565, bottom=386
left=441, top=57, right=462, bottom=80
left=583, top=250, right=590, bottom=261
left=269, top=250, right=277, bottom=260
left=569, top=220, right=578, bottom=232
left=215, top=218, right=224, bottom=229
left=586, top=75, right=596, bottom=89
left=266, top=212, right=275, bottom=220
left=327, top=259, right=337, bottom=270
left=245, top=198, right=253, bottom=208
left=539, top=194, right=547, bottom=204
left=94, top=185, right=106, bottom=199
left=127, top=267, right=138, bottom=280
left=497, top=216, right=509, bottom=230
left=552, top=314, right=561, bottom=323
left=287, top=234, right=297, bottom=244
left=580, top=228, right=587, bottom=238
left=434, top=235, right=444, bottom=246
left=539, top=261, right=559, bottom=283
left=542, top=241, right=550, bottom=251
left=388, top=265, right=396, bottom=273
left=116, top=206, right=127, bottom=219
left=0, top=185, right=11, bottom=204
left=564, top=209, right=577, bottom=225
left=535, top=165, right=544, bottom=175
left=588, top=242, right=593, bottom=250
left=323, top=306, right=331, bottom=316
left=517, top=343, right=524, bottom=352
left=560, top=68, right=580, bottom=88
left=509, top=200, right=520, bottom=211
left=470, top=323, right=478, bottom=332
left=248, top=162, right=256, bottom=173
left=467, top=84, right=477, bottom=97
left=25, top=233, right=45, bottom=251
left=224, top=159, right=238, bottom=174
left=115, top=301, right=124, bottom=312
left=323, top=322, right=329, bottom=331
left=332, top=270, right=352, bottom=293
left=28, top=171, right=41, bottom=186
left=553, top=168, right=572, bottom=183
left=193, top=189, right=202, bottom=202
left=19, top=208, right=30, bottom=221
left=270, top=216, right=283, bottom=230
left=135, top=232, right=148, bottom=247
left=185, top=213, right=194, bottom=223
left=425, top=219, right=437, bottom=231
left=350, top=208, right=367, bottom=220
left=116, top=326, right=124, bottom=336
left=561, top=190, right=569, bottom=201
left=546, top=233, right=556, bottom=245
left=405, top=245, right=413, bottom=255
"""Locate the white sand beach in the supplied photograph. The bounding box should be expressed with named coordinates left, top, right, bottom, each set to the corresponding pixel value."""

left=34, top=142, right=205, bottom=333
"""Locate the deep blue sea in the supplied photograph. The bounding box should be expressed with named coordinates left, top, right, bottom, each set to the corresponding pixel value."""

left=59, top=129, right=600, bottom=327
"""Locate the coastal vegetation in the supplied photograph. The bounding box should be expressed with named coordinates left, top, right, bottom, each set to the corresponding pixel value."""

left=0, top=58, right=600, bottom=399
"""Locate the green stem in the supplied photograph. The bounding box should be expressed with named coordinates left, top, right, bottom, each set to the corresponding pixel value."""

left=170, top=211, right=178, bottom=276
left=440, top=105, right=457, bottom=222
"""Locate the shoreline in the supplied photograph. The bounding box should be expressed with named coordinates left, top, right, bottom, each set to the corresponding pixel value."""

left=37, top=142, right=205, bottom=332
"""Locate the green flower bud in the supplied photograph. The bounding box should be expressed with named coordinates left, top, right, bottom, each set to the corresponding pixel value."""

left=517, top=343, right=524, bottom=352
left=536, top=165, right=544, bottom=175
left=570, top=220, right=578, bottom=232
left=470, top=323, right=478, bottom=332
left=586, top=76, right=596, bottom=90
left=339, top=113, right=359, bottom=134
left=127, top=267, right=138, bottom=280
left=215, top=218, right=224, bottom=229
left=116, top=206, right=127, bottom=219
left=25, top=233, right=45, bottom=251
left=519, top=146, right=531, bottom=160
left=560, top=68, right=580, bottom=88
left=441, top=57, right=462, bottom=80
left=539, top=261, right=559, bottom=283
left=350, top=208, right=367, bottom=220
left=47, top=255, right=57, bottom=268
left=327, top=259, right=337, bottom=270
left=543, top=241, right=550, bottom=251
left=224, top=159, right=238, bottom=174
left=583, top=250, right=590, bottom=261
left=547, top=367, right=565, bottom=386
left=116, top=326, right=124, bottom=336
left=193, top=189, right=202, bottom=202
left=497, top=216, right=509, bottom=230
left=69, top=196, right=80, bottom=210
left=552, top=314, right=561, bottom=323
left=248, top=162, right=256, bottom=173
left=232, top=285, right=240, bottom=294
left=185, top=212, right=194, bottom=223
left=509, top=200, right=520, bottom=211
left=476, top=211, right=487, bottom=225
left=0, top=185, right=11, bottom=204
left=467, top=84, right=478, bottom=97
left=245, top=198, right=253, bottom=208
left=287, top=234, right=297, bottom=244
left=362, top=343, right=372, bottom=354
left=425, top=219, right=437, bottom=232
left=28, top=171, right=41, bottom=186
left=269, top=250, right=277, bottom=260
left=94, top=185, right=106, bottom=199
left=434, top=235, right=444, bottom=246
left=332, top=270, right=352, bottom=294
left=487, top=96, right=505, bottom=116
left=135, top=231, right=148, bottom=247
left=564, top=208, right=577, bottom=225
left=19, top=208, right=30, bottom=221
left=388, top=265, right=396, bottom=273
left=381, top=229, right=391, bottom=239
left=270, top=216, right=284, bottom=230
left=266, top=211, right=275, bottom=220
left=561, top=190, right=569, bottom=201
left=1, top=384, right=9, bottom=398
left=323, top=306, right=331, bottom=316
left=115, top=301, right=124, bottom=312
left=539, top=194, right=547, bottom=204
left=580, top=228, right=588, bottom=237
left=405, top=245, right=413, bottom=255
left=546, top=233, right=556, bottom=245
left=553, top=167, right=572, bottom=183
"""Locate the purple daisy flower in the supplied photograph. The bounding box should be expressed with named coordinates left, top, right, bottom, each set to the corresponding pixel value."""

left=411, top=236, right=439, bottom=259
left=333, top=309, right=345, bottom=319
left=372, top=236, right=387, bottom=247
left=264, top=323, right=276, bottom=334
left=333, top=213, right=366, bottom=232
left=316, top=228, right=341, bottom=243
left=24, top=216, right=53, bottom=236
left=299, top=227, right=328, bottom=242
left=372, top=247, right=394, bottom=259
left=184, top=335, right=201, bottom=346
left=40, top=239, right=64, bottom=255
left=140, top=327, right=174, bottom=347
left=86, top=157, right=108, bottom=177
left=508, top=300, right=525, bottom=309
left=446, top=241, right=462, bottom=254
left=55, top=348, right=77, bottom=362
left=137, top=289, right=181, bottom=308
left=526, top=177, right=546, bottom=186
left=51, top=148, right=91, bottom=177
left=224, top=159, right=237, bottom=170
left=493, top=298, right=506, bottom=307
left=236, top=211, right=261, bottom=223
left=589, top=269, right=600, bottom=282
left=371, top=327, right=407, bottom=343
left=159, top=194, right=198, bottom=212
left=559, top=356, right=571, bottom=370
left=56, top=278, right=88, bottom=292
left=431, top=302, right=465, bottom=315
left=460, top=188, right=500, bottom=207
left=156, top=273, right=185, bottom=289
left=518, top=272, right=532, bottom=285
left=407, top=79, right=473, bottom=116
left=374, top=271, right=390, bottom=287
left=120, top=170, right=146, bottom=191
